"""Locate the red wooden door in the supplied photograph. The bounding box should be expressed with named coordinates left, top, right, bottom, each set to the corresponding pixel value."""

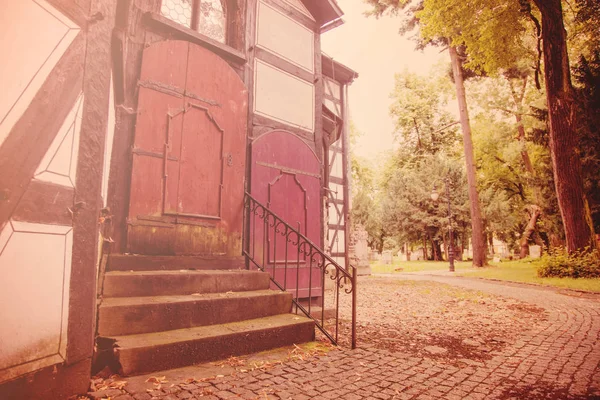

left=250, top=130, right=321, bottom=298
left=128, top=40, right=247, bottom=255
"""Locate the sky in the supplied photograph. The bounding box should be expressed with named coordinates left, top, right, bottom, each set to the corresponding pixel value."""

left=321, top=0, right=447, bottom=159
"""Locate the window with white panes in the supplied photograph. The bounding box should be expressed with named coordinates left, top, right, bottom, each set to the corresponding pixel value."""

left=160, top=0, right=227, bottom=43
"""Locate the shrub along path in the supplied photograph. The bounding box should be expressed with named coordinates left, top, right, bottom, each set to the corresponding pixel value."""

left=86, top=275, right=600, bottom=400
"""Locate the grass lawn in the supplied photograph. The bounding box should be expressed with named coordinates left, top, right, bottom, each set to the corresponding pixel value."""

left=371, top=259, right=600, bottom=293
left=459, top=260, right=600, bottom=293
left=371, top=259, right=471, bottom=274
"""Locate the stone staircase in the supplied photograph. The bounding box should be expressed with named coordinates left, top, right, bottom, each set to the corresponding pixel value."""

left=95, top=255, right=315, bottom=376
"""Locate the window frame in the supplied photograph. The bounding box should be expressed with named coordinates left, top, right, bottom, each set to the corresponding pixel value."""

left=161, top=0, right=228, bottom=44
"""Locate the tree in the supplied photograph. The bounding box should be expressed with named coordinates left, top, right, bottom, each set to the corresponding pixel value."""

left=366, top=1, right=488, bottom=266
left=466, top=70, right=556, bottom=256
left=379, top=152, right=470, bottom=260
left=573, top=51, right=600, bottom=233
left=528, top=0, right=597, bottom=252
left=389, top=68, right=457, bottom=153
left=449, top=46, right=487, bottom=266
left=349, top=122, right=388, bottom=251
left=367, top=0, right=598, bottom=253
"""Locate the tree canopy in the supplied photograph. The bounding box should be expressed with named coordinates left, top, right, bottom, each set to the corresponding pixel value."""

left=358, top=0, right=600, bottom=257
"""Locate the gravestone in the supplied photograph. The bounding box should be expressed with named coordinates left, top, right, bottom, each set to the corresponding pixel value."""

left=350, top=224, right=371, bottom=275
left=409, top=248, right=424, bottom=261
left=529, top=245, right=542, bottom=259
left=369, top=250, right=379, bottom=262
left=463, top=248, right=473, bottom=260
left=381, top=250, right=393, bottom=264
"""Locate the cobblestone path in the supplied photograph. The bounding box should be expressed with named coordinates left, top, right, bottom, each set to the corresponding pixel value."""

left=88, top=275, right=600, bottom=400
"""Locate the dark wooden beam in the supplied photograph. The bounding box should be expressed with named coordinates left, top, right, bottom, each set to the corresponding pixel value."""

left=252, top=114, right=314, bottom=143
left=302, top=0, right=343, bottom=27
left=329, top=176, right=343, bottom=185
left=322, top=54, right=358, bottom=84
left=261, top=0, right=317, bottom=31
left=254, top=47, right=314, bottom=83
left=341, top=83, right=351, bottom=270
left=314, top=25, right=325, bottom=249
left=46, top=0, right=90, bottom=27
left=66, top=0, right=116, bottom=364
left=12, top=181, right=74, bottom=226
left=0, top=34, right=85, bottom=229
left=245, top=0, right=258, bottom=196
left=328, top=223, right=345, bottom=230
left=328, top=197, right=344, bottom=205
left=106, top=0, right=161, bottom=253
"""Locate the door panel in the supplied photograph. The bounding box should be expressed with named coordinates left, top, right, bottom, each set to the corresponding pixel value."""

left=250, top=130, right=321, bottom=298
left=128, top=40, right=247, bottom=255
left=268, top=173, right=307, bottom=262
left=176, top=103, right=223, bottom=218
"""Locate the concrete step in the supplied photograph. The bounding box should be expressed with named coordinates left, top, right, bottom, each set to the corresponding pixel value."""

left=111, top=314, right=315, bottom=375
left=108, top=255, right=245, bottom=272
left=98, top=290, right=293, bottom=336
left=102, top=270, right=270, bottom=297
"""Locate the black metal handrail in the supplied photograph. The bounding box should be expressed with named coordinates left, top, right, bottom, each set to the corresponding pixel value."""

left=242, top=192, right=356, bottom=349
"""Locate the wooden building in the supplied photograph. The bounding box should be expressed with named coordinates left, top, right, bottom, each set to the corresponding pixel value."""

left=0, top=0, right=356, bottom=398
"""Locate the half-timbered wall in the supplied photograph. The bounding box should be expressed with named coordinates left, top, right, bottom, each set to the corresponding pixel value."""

left=252, top=0, right=318, bottom=136
left=322, top=75, right=348, bottom=269
left=0, top=0, right=115, bottom=397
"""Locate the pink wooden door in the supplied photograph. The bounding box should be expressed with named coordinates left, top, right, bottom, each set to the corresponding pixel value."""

left=127, top=40, right=247, bottom=255
left=250, top=130, right=322, bottom=298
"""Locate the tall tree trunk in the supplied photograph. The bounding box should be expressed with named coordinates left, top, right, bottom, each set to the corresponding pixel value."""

left=449, top=46, right=487, bottom=266
left=428, top=232, right=437, bottom=261
left=508, top=76, right=545, bottom=245
left=532, top=0, right=597, bottom=252
left=422, top=233, right=428, bottom=260
left=520, top=205, right=542, bottom=258
left=508, top=76, right=536, bottom=177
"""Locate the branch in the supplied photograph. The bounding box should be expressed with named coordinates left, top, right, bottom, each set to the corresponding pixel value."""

left=519, top=0, right=543, bottom=90
left=431, top=121, right=460, bottom=134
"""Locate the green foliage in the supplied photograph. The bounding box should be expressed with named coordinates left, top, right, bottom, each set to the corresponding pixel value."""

left=389, top=68, right=459, bottom=153
left=379, top=152, right=470, bottom=245
left=537, top=248, right=600, bottom=279
left=363, top=0, right=600, bottom=254
left=573, top=51, right=600, bottom=232
left=417, top=0, right=536, bottom=75
left=349, top=122, right=387, bottom=251
left=568, top=0, right=600, bottom=62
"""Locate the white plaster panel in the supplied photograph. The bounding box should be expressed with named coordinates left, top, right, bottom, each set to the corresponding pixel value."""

left=0, top=222, right=73, bottom=376
left=330, top=151, right=344, bottom=178
left=102, top=75, right=116, bottom=207
left=324, top=98, right=341, bottom=118
left=328, top=229, right=346, bottom=250
left=256, top=1, right=314, bottom=73
left=282, top=0, right=315, bottom=20
left=324, top=78, right=341, bottom=100
left=34, top=94, right=84, bottom=187
left=328, top=182, right=344, bottom=198
left=11, top=221, right=72, bottom=235
left=328, top=204, right=344, bottom=225
left=331, top=137, right=342, bottom=149
left=333, top=256, right=346, bottom=269
left=254, top=59, right=314, bottom=131
left=0, top=0, right=79, bottom=147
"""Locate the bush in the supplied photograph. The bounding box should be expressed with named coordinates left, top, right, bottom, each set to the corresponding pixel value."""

left=537, top=248, right=600, bottom=278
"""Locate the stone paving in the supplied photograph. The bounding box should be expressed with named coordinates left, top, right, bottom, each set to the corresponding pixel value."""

left=87, top=274, right=600, bottom=400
